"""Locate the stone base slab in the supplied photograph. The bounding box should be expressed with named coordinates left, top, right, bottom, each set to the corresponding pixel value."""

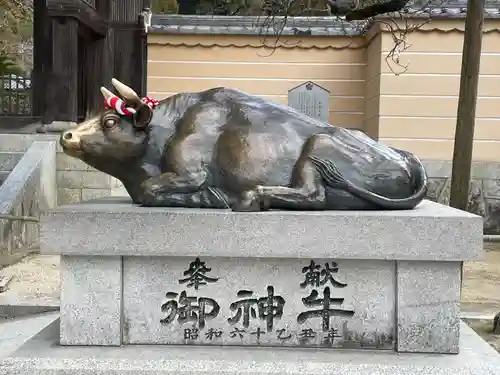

left=40, top=199, right=483, bottom=261
left=1, top=320, right=499, bottom=375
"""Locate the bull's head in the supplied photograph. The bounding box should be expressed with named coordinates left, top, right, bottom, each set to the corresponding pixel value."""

left=60, top=78, right=156, bottom=176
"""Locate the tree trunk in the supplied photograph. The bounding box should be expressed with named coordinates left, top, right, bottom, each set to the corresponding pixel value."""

left=449, top=0, right=485, bottom=210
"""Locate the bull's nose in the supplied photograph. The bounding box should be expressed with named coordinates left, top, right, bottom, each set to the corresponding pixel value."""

left=60, top=130, right=80, bottom=151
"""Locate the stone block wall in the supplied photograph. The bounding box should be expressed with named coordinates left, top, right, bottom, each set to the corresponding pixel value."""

left=111, top=178, right=129, bottom=197
left=0, top=141, right=56, bottom=266
left=56, top=153, right=113, bottom=205
left=0, top=134, right=114, bottom=205
left=0, top=152, right=24, bottom=185
left=424, top=160, right=500, bottom=235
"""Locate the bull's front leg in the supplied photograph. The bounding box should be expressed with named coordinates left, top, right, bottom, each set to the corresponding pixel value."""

left=142, top=170, right=206, bottom=195
left=138, top=170, right=230, bottom=209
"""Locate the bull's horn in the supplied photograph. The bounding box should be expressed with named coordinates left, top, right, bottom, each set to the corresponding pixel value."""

left=111, top=78, right=141, bottom=103
left=100, top=86, right=116, bottom=101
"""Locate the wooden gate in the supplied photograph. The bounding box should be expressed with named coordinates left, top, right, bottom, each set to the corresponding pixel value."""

left=32, top=0, right=150, bottom=126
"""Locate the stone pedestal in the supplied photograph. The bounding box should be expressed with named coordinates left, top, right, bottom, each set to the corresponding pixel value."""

left=39, top=198, right=483, bottom=355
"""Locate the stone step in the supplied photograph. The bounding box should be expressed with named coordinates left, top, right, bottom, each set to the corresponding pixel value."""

left=0, top=320, right=499, bottom=375
left=0, top=312, right=59, bottom=360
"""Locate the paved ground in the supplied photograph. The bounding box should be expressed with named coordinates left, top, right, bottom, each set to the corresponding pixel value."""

left=463, top=318, right=500, bottom=352
left=0, top=312, right=59, bottom=359
left=462, top=245, right=500, bottom=315
left=461, top=243, right=500, bottom=351
left=0, top=254, right=59, bottom=307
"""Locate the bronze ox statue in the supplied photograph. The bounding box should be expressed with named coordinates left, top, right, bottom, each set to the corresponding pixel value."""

left=60, top=78, right=428, bottom=211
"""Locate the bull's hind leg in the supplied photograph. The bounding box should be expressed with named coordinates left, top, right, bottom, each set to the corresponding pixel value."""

left=233, top=139, right=326, bottom=211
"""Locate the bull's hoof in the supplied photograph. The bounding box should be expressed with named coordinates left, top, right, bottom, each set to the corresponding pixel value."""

left=140, top=179, right=164, bottom=194
left=232, top=200, right=261, bottom=212
left=260, top=199, right=271, bottom=211
left=137, top=189, right=158, bottom=207
left=232, top=201, right=261, bottom=212
left=138, top=197, right=156, bottom=207
left=231, top=190, right=262, bottom=212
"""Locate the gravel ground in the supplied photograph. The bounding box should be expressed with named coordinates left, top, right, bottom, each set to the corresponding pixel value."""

left=0, top=254, right=59, bottom=307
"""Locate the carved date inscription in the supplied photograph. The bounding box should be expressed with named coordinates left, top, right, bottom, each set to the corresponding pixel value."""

left=159, top=257, right=357, bottom=347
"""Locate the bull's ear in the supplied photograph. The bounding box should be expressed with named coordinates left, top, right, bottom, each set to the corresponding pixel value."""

left=111, top=78, right=142, bottom=107
left=133, top=105, right=153, bottom=130
left=111, top=78, right=152, bottom=129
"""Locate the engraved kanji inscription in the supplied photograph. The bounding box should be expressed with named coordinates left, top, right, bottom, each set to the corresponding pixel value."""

left=323, top=328, right=342, bottom=345
left=227, top=286, right=285, bottom=332
left=227, top=290, right=256, bottom=329
left=160, top=291, right=220, bottom=330
left=288, top=81, right=330, bottom=122
left=298, top=328, right=317, bottom=343
left=276, top=328, right=292, bottom=342
left=251, top=327, right=265, bottom=341
left=300, top=260, right=347, bottom=288
left=205, top=328, right=223, bottom=340
left=229, top=327, right=246, bottom=339
left=297, top=287, right=354, bottom=332
left=184, top=328, right=199, bottom=340
left=178, top=257, right=219, bottom=290
left=321, top=262, right=348, bottom=288
left=300, top=260, right=321, bottom=288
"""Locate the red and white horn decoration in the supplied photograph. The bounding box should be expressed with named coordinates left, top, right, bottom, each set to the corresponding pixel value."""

left=100, top=86, right=159, bottom=117
left=141, top=96, right=160, bottom=110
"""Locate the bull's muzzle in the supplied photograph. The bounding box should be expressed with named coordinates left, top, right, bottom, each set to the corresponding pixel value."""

left=60, top=128, right=81, bottom=154
left=62, top=130, right=74, bottom=141
left=60, top=117, right=100, bottom=156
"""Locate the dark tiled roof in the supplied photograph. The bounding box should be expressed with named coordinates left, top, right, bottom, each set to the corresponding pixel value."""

left=150, top=15, right=368, bottom=36
left=149, top=1, right=500, bottom=37
left=404, top=0, right=500, bottom=18
left=427, top=0, right=500, bottom=6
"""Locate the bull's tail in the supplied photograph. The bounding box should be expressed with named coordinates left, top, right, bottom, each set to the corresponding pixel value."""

left=308, top=152, right=428, bottom=210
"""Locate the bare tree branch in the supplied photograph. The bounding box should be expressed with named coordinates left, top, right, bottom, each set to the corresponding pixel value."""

left=242, top=0, right=446, bottom=73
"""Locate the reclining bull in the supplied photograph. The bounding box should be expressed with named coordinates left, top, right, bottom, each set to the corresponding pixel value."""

left=59, top=78, right=428, bottom=211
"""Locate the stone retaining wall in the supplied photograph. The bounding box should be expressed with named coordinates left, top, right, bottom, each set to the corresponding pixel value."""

left=0, top=141, right=56, bottom=266
left=0, top=152, right=24, bottom=185
left=423, top=160, right=500, bottom=235
left=0, top=134, right=115, bottom=205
